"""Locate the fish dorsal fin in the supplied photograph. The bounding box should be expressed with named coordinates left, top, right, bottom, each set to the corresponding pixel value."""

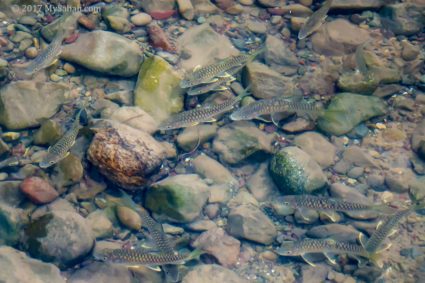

left=301, top=254, right=316, bottom=267
left=271, top=113, right=280, bottom=127
left=256, top=116, right=272, bottom=123
left=292, top=90, right=303, bottom=103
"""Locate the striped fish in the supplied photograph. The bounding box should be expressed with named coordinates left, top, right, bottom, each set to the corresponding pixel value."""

left=298, top=0, right=333, bottom=40
left=277, top=238, right=379, bottom=267
left=230, top=96, right=319, bottom=124
left=187, top=73, right=236, bottom=96
left=158, top=88, right=249, bottom=130
left=39, top=108, right=85, bottom=168
left=179, top=48, right=264, bottom=88
left=24, top=34, right=64, bottom=75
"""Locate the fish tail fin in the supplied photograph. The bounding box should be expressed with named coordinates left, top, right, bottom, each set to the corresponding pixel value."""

left=187, top=248, right=206, bottom=261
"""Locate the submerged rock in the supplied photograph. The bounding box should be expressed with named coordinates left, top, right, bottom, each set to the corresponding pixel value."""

left=23, top=210, right=94, bottom=267
left=86, top=210, right=113, bottom=239
left=88, top=121, right=167, bottom=189
left=61, top=31, right=143, bottom=77
left=140, top=0, right=176, bottom=13
left=134, top=55, right=184, bottom=122
left=183, top=264, right=244, bottom=283
left=33, top=119, right=62, bottom=145
left=269, top=147, right=327, bottom=194
left=245, top=61, right=295, bottom=99
left=265, top=35, right=299, bottom=75
left=307, top=224, right=361, bottom=242
left=0, top=81, right=68, bottom=130
left=311, top=19, right=371, bottom=56
left=177, top=124, right=217, bottom=151
left=102, top=6, right=131, bottom=34
left=212, top=121, right=274, bottom=164
left=145, top=174, right=210, bottom=223
left=67, top=262, right=134, bottom=283
left=246, top=162, right=278, bottom=201
left=0, top=202, right=25, bottom=245
left=227, top=204, right=277, bottom=245
left=192, top=227, right=240, bottom=267
left=293, top=132, right=337, bottom=169
left=103, top=106, right=159, bottom=134
left=318, top=93, right=387, bottom=136
left=40, top=12, right=82, bottom=42
left=0, top=246, right=65, bottom=283
left=380, top=3, right=425, bottom=35
left=192, top=153, right=236, bottom=185
left=176, top=23, right=238, bottom=72
left=20, top=177, right=58, bottom=204
left=52, top=154, right=84, bottom=187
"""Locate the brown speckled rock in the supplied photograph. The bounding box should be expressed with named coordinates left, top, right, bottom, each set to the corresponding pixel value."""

left=88, top=121, right=167, bottom=189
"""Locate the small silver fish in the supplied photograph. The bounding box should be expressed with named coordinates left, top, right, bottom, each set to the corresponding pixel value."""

left=298, top=0, right=333, bottom=40
left=39, top=108, right=84, bottom=168
left=159, top=89, right=249, bottom=130
left=179, top=48, right=264, bottom=88
left=187, top=73, right=236, bottom=96
left=277, top=238, right=379, bottom=267
left=230, top=96, right=319, bottom=125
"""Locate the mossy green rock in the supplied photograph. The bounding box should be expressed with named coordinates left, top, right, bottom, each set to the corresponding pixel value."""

left=145, top=174, right=210, bottom=223
left=0, top=81, right=68, bottom=130
left=34, top=119, right=62, bottom=145
left=0, top=202, right=25, bottom=245
left=318, top=93, right=387, bottom=136
left=337, top=71, right=379, bottom=94
left=269, top=146, right=327, bottom=194
left=61, top=31, right=143, bottom=77
left=134, top=55, right=184, bottom=122
left=212, top=121, right=274, bottom=164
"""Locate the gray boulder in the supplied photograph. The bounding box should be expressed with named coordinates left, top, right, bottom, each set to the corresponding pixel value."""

left=0, top=81, right=68, bottom=130
left=61, top=31, right=144, bottom=77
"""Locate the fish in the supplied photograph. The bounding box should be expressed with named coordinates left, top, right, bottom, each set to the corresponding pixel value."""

left=39, top=108, right=85, bottom=168
left=158, top=88, right=250, bottom=130
left=354, top=40, right=374, bottom=81
left=179, top=48, right=264, bottom=88
left=109, top=190, right=175, bottom=255
left=187, top=73, right=236, bottom=96
left=24, top=34, right=64, bottom=75
left=277, top=238, right=379, bottom=267
left=230, top=96, right=319, bottom=126
left=362, top=202, right=425, bottom=254
left=298, top=0, right=333, bottom=40
left=280, top=195, right=395, bottom=222
left=100, top=247, right=204, bottom=267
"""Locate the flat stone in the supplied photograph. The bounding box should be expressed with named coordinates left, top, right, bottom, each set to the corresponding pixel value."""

left=177, top=124, right=217, bottom=151
left=307, top=224, right=361, bottom=242
left=0, top=81, right=68, bottom=130
left=61, top=31, right=143, bottom=77
left=192, top=153, right=236, bottom=185
left=293, top=132, right=337, bottom=168
left=227, top=204, right=277, bottom=245
left=0, top=246, right=65, bottom=283
left=182, top=264, right=243, bottom=283
left=67, top=262, right=134, bottom=283
left=192, top=227, right=240, bottom=267
left=246, top=162, right=278, bottom=201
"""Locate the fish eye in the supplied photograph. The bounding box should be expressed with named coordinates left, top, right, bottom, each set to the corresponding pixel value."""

left=49, top=160, right=55, bottom=164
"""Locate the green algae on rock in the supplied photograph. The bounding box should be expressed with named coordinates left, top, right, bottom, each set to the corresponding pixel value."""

left=0, top=81, right=68, bottom=130
left=144, top=174, right=209, bottom=223
left=60, top=31, right=143, bottom=77
left=269, top=146, right=327, bottom=195
left=134, top=55, right=185, bottom=122
left=318, top=93, right=387, bottom=136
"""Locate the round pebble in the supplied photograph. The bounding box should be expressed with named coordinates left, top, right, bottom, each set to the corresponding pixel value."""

left=0, top=172, right=8, bottom=181
left=116, top=206, right=142, bottom=230
left=238, top=0, right=254, bottom=5
left=19, top=16, right=37, bottom=25
left=25, top=47, right=37, bottom=59
left=298, top=0, right=313, bottom=6
left=197, top=16, right=206, bottom=24
left=261, top=250, right=278, bottom=261
left=63, top=63, right=76, bottom=74
left=55, top=69, right=68, bottom=76
left=130, top=13, right=152, bottom=26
